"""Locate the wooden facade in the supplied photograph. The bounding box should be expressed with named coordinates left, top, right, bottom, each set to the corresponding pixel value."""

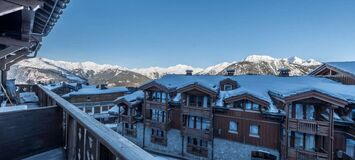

left=138, top=75, right=355, bottom=160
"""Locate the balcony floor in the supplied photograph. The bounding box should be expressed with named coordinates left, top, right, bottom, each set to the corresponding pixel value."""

left=23, top=148, right=66, bottom=160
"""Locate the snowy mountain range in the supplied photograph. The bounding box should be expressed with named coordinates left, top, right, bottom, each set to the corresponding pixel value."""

left=8, top=55, right=321, bottom=87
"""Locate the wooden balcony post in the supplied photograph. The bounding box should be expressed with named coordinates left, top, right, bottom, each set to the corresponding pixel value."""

left=328, top=105, right=334, bottom=160
left=284, top=102, right=290, bottom=159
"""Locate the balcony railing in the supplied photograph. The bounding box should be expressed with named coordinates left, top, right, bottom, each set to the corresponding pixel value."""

left=145, top=100, right=167, bottom=110
left=288, top=148, right=328, bottom=160
left=120, top=114, right=136, bottom=124
left=1, top=85, right=154, bottom=160
left=288, top=119, right=329, bottom=136
left=182, top=127, right=211, bottom=140
left=145, top=119, right=171, bottom=130
left=186, top=144, right=208, bottom=157
left=181, top=105, right=212, bottom=117
left=151, top=135, right=167, bottom=145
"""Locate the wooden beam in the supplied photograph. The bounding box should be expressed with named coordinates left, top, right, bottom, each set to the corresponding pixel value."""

left=3, top=55, right=27, bottom=71
left=0, top=37, right=32, bottom=48
left=0, top=0, right=23, bottom=16
left=5, top=0, right=43, bottom=11
left=0, top=45, right=24, bottom=59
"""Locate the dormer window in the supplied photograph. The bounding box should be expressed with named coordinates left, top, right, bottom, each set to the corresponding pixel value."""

left=224, top=84, right=233, bottom=91
left=220, top=78, right=238, bottom=91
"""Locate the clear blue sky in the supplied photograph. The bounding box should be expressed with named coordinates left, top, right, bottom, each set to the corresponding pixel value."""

left=40, top=0, right=355, bottom=68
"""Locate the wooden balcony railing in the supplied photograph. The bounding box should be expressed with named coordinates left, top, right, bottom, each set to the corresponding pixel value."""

left=151, top=135, right=167, bottom=145
left=182, top=127, right=211, bottom=140
left=1, top=85, right=154, bottom=160
left=181, top=105, right=212, bottom=118
left=120, top=114, right=136, bottom=124
left=186, top=144, right=208, bottom=157
left=145, top=100, right=167, bottom=109
left=288, top=148, right=328, bottom=160
left=288, top=119, right=329, bottom=136
left=145, top=119, right=171, bottom=130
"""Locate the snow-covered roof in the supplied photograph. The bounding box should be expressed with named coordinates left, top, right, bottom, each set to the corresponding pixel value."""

left=143, top=74, right=355, bottom=113
left=19, top=92, right=39, bottom=103
left=114, top=90, right=144, bottom=106
left=43, top=82, right=78, bottom=91
left=62, top=85, right=128, bottom=97
left=326, top=61, right=355, bottom=76
left=0, top=105, right=28, bottom=112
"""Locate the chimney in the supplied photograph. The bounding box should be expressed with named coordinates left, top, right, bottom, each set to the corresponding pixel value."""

left=186, top=70, right=193, bottom=76
left=278, top=68, right=290, bottom=77
left=96, top=84, right=108, bottom=90
left=226, top=69, right=235, bottom=76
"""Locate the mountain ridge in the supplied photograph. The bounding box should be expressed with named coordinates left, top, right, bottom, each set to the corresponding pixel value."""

left=8, top=55, right=322, bottom=87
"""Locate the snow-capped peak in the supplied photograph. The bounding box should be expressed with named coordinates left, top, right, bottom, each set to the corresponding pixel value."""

left=244, top=54, right=321, bottom=66
left=244, top=55, right=276, bottom=63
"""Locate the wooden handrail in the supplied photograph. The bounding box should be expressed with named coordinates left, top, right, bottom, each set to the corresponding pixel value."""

left=37, top=85, right=155, bottom=160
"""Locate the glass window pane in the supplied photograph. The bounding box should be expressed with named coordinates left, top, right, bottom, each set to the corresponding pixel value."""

left=246, top=100, right=252, bottom=110
left=305, top=134, right=315, bottom=151
left=306, top=105, right=315, bottom=120
left=346, top=139, right=355, bottom=158
left=196, top=117, right=201, bottom=129
left=295, top=104, right=304, bottom=119
left=295, top=132, right=304, bottom=149
left=229, top=121, right=238, bottom=133
left=249, top=124, right=259, bottom=136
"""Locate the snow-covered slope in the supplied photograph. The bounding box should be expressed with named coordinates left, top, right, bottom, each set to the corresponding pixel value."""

left=131, top=64, right=203, bottom=79
left=8, top=55, right=321, bottom=87
left=8, top=58, right=150, bottom=87
left=223, top=55, right=322, bottom=76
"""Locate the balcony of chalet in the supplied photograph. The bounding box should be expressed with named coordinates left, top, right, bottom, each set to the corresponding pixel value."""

left=180, top=94, right=214, bottom=118
left=181, top=115, right=212, bottom=140
left=0, top=84, right=154, bottom=160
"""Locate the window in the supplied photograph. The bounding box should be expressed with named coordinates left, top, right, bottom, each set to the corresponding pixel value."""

left=249, top=124, right=259, bottom=137
left=295, top=104, right=304, bottom=119
left=196, top=117, right=201, bottom=129
left=151, top=109, right=165, bottom=122
left=233, top=101, right=243, bottom=109
left=202, top=119, right=210, bottom=130
left=197, top=96, right=203, bottom=107
left=151, top=129, right=164, bottom=137
left=252, top=103, right=260, bottom=111
left=229, top=121, right=238, bottom=134
left=295, top=132, right=304, bottom=149
left=85, top=107, right=92, bottom=114
left=188, top=116, right=195, bottom=128
left=161, top=92, right=166, bottom=103
left=346, top=139, right=355, bottom=158
left=245, top=100, right=252, bottom=110
left=288, top=104, right=292, bottom=118
left=305, top=134, right=315, bottom=151
left=188, top=95, right=196, bottom=106
left=94, top=106, right=100, bottom=114
left=352, top=109, right=355, bottom=121
left=224, top=84, right=233, bottom=91
left=306, top=105, right=315, bottom=120
left=203, top=96, right=210, bottom=108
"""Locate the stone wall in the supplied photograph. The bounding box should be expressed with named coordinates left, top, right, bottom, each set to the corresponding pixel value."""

left=143, top=127, right=183, bottom=155
left=213, top=138, right=279, bottom=160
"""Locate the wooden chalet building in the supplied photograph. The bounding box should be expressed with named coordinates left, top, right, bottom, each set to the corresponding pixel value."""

left=63, top=84, right=128, bottom=123
left=111, top=70, right=355, bottom=160
left=310, top=61, right=355, bottom=85
left=111, top=90, right=144, bottom=138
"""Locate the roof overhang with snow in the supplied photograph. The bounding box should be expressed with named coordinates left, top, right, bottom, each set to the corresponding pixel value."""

left=0, top=0, right=70, bottom=71
left=177, top=83, right=217, bottom=97
left=309, top=63, right=355, bottom=78
left=274, top=90, right=349, bottom=108
left=139, top=81, right=170, bottom=92
left=224, top=93, right=270, bottom=107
